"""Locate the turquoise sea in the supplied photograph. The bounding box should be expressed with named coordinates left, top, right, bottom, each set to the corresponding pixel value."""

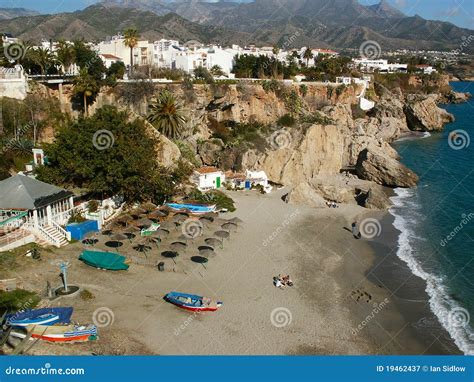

left=391, top=82, right=474, bottom=354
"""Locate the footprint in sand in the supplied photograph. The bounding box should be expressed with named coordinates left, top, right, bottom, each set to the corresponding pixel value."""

left=350, top=289, right=373, bottom=304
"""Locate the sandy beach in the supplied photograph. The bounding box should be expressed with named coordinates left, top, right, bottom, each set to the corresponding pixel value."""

left=3, top=188, right=460, bottom=355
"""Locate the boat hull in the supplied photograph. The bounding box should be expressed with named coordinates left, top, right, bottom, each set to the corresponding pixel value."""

left=165, top=292, right=222, bottom=312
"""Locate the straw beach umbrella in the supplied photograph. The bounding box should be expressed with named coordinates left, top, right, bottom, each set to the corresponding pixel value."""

left=161, top=251, right=179, bottom=264
left=191, top=256, right=209, bottom=269
left=170, top=241, right=187, bottom=252
left=205, top=238, right=222, bottom=249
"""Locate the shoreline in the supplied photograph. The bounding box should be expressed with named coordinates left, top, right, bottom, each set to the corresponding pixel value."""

left=366, top=211, right=461, bottom=354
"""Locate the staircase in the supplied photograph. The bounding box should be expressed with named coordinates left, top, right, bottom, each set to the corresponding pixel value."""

left=37, top=225, right=69, bottom=248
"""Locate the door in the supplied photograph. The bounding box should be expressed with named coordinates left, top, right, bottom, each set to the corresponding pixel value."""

left=216, top=177, right=221, bottom=189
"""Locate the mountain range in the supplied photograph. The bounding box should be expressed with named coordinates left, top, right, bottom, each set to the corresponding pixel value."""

left=0, top=7, right=39, bottom=20
left=0, top=1, right=472, bottom=53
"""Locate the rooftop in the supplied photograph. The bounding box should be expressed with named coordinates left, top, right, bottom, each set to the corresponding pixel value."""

left=196, top=167, right=222, bottom=175
left=0, top=174, right=72, bottom=210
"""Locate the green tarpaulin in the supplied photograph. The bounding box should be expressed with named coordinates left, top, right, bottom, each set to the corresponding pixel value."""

left=79, top=250, right=129, bottom=271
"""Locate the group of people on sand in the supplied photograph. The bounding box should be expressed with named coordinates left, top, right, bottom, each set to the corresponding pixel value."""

left=273, top=274, right=294, bottom=289
left=326, top=201, right=339, bottom=209
left=351, top=222, right=362, bottom=239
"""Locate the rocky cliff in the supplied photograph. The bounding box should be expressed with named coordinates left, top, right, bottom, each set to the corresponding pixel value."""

left=47, top=78, right=459, bottom=210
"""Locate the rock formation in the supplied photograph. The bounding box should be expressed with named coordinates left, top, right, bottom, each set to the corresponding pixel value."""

left=404, top=94, right=455, bottom=131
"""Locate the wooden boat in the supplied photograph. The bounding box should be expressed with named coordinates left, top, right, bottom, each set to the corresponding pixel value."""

left=7, top=307, right=73, bottom=328
left=11, top=324, right=98, bottom=343
left=165, top=292, right=222, bottom=312
left=165, top=203, right=217, bottom=215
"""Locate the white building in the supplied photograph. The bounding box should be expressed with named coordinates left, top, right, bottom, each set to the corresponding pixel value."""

left=353, top=58, right=407, bottom=73
left=416, top=65, right=437, bottom=74
left=97, top=35, right=151, bottom=68
left=0, top=65, right=28, bottom=100
left=151, top=39, right=181, bottom=68
left=99, top=53, right=123, bottom=69
left=174, top=46, right=235, bottom=76
left=0, top=175, right=74, bottom=250
left=192, top=167, right=226, bottom=191
left=245, top=170, right=271, bottom=192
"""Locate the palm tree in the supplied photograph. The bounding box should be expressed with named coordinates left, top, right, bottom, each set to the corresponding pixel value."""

left=29, top=47, right=56, bottom=78
left=123, top=28, right=139, bottom=74
left=303, top=47, right=314, bottom=67
left=56, top=40, right=76, bottom=75
left=74, top=68, right=97, bottom=115
left=148, top=90, right=187, bottom=139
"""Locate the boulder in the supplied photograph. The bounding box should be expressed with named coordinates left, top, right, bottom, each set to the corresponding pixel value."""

left=287, top=183, right=327, bottom=208
left=404, top=94, right=455, bottom=131
left=356, top=144, right=418, bottom=188
left=198, top=139, right=225, bottom=166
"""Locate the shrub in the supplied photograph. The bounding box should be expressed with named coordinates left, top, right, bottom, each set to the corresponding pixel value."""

left=186, top=189, right=236, bottom=212
left=262, top=79, right=280, bottom=94
left=300, top=112, right=334, bottom=125
left=278, top=114, right=296, bottom=127
left=299, top=84, right=308, bottom=97
left=0, top=289, right=40, bottom=313
left=87, top=200, right=99, bottom=213
left=80, top=289, right=95, bottom=301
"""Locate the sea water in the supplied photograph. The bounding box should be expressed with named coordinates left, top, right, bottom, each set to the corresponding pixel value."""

left=391, top=82, right=474, bottom=354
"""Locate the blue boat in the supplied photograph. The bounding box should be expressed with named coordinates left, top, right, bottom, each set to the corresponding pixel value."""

left=165, top=203, right=216, bottom=215
left=6, top=307, right=74, bottom=327
left=165, top=292, right=222, bottom=312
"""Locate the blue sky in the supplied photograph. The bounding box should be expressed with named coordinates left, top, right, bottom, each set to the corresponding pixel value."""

left=1, top=0, right=472, bottom=29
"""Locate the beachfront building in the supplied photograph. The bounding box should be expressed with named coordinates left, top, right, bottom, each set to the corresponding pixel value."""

left=353, top=58, right=408, bottom=74
left=192, top=167, right=226, bottom=191
left=0, top=175, right=74, bottom=251
left=174, top=46, right=235, bottom=77
left=245, top=170, right=272, bottom=193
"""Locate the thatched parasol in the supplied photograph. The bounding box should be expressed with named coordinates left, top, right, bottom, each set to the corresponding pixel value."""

left=191, top=256, right=209, bottom=269
left=133, top=244, right=152, bottom=258
left=110, top=233, right=128, bottom=242
left=140, top=202, right=157, bottom=212
left=134, top=218, right=153, bottom=228
left=229, top=217, right=243, bottom=224
left=131, top=208, right=147, bottom=218
left=102, top=229, right=113, bottom=237
left=149, top=210, right=167, bottom=219
left=117, top=214, right=133, bottom=227
left=205, top=238, right=222, bottom=248
left=105, top=241, right=123, bottom=252
left=198, top=246, right=215, bottom=257
left=170, top=241, right=187, bottom=251
left=214, top=230, right=230, bottom=240
left=161, top=251, right=179, bottom=264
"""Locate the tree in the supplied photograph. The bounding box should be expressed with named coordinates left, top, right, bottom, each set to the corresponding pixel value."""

left=194, top=66, right=214, bottom=83
left=303, top=48, right=314, bottom=67
left=148, top=90, right=187, bottom=139
left=29, top=47, right=56, bottom=78
left=73, top=68, right=99, bottom=115
left=123, top=28, right=139, bottom=73
left=35, top=106, right=179, bottom=204
left=210, top=65, right=225, bottom=77
left=72, top=40, right=106, bottom=82
left=56, top=40, right=76, bottom=74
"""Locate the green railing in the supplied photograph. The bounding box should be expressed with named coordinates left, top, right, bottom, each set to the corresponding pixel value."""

left=0, top=210, right=28, bottom=227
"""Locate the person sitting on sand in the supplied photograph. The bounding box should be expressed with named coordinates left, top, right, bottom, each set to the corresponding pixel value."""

left=282, top=275, right=294, bottom=287
left=274, top=276, right=284, bottom=289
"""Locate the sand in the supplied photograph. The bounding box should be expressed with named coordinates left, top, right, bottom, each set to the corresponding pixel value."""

left=1, top=188, right=459, bottom=355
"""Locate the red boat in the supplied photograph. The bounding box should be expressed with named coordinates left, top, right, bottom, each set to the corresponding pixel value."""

left=165, top=292, right=222, bottom=312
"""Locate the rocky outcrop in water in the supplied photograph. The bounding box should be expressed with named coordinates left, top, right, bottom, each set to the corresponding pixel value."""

left=404, top=94, right=455, bottom=131
left=355, top=144, right=419, bottom=188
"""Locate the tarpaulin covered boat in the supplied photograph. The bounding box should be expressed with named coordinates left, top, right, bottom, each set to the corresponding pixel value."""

left=165, top=292, right=222, bottom=312
left=79, top=250, right=130, bottom=271
left=165, top=203, right=216, bottom=215
left=6, top=307, right=73, bottom=327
